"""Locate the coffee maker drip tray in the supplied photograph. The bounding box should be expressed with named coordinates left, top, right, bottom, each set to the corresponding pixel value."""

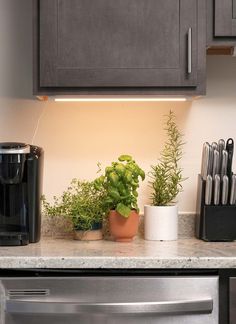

left=0, top=232, right=29, bottom=246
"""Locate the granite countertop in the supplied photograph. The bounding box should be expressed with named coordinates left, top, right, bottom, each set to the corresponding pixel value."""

left=1, top=237, right=236, bottom=269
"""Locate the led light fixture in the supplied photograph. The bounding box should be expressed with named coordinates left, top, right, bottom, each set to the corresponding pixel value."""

left=54, top=97, right=188, bottom=102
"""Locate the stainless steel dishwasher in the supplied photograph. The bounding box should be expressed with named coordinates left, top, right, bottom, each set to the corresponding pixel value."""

left=0, top=276, right=219, bottom=324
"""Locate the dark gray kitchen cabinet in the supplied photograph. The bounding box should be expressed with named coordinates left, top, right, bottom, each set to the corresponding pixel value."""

left=215, top=0, right=236, bottom=37
left=34, top=0, right=206, bottom=95
left=207, top=0, right=236, bottom=47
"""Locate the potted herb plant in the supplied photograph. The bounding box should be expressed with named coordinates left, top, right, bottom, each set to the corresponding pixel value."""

left=42, top=179, right=107, bottom=240
left=96, top=155, right=145, bottom=242
left=144, top=111, right=186, bottom=241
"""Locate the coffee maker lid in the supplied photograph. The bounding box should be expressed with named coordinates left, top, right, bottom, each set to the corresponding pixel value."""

left=0, top=142, right=30, bottom=154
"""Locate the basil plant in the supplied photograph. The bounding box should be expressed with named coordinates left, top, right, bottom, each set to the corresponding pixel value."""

left=95, top=155, right=145, bottom=218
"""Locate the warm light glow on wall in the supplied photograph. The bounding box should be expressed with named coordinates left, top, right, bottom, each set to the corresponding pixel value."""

left=54, top=98, right=188, bottom=102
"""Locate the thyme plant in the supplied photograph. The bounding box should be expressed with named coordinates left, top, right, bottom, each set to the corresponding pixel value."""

left=149, top=111, right=185, bottom=206
left=42, top=179, right=107, bottom=231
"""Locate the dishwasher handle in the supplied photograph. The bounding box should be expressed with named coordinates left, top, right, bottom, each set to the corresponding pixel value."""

left=6, top=298, right=213, bottom=315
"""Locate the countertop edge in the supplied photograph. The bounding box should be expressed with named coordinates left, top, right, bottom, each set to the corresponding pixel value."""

left=1, top=256, right=236, bottom=269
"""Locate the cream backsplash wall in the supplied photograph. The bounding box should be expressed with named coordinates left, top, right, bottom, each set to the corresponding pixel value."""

left=0, top=0, right=236, bottom=213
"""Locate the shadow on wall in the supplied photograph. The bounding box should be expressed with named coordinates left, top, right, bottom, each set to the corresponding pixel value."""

left=0, top=0, right=33, bottom=99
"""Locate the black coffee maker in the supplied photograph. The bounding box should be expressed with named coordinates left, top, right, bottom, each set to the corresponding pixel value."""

left=0, top=143, right=43, bottom=246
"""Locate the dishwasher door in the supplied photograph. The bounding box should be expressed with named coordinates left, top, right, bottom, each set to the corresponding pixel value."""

left=0, top=276, right=218, bottom=324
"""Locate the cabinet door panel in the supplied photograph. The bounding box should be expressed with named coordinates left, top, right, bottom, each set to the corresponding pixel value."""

left=215, top=0, right=236, bottom=36
left=39, top=0, right=198, bottom=88
left=233, top=0, right=236, bottom=19
left=58, top=0, right=179, bottom=69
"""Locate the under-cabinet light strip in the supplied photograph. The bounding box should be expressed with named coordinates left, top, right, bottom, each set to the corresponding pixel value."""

left=54, top=98, right=187, bottom=102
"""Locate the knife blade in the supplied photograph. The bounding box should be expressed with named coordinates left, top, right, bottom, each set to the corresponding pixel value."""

left=221, top=150, right=228, bottom=180
left=226, top=138, right=234, bottom=179
left=218, top=139, right=225, bottom=173
left=222, top=175, right=229, bottom=205
left=205, top=175, right=213, bottom=205
left=207, top=145, right=214, bottom=177
left=230, top=174, right=236, bottom=205
left=213, top=174, right=220, bottom=205
left=201, top=142, right=210, bottom=180
left=212, top=149, right=220, bottom=178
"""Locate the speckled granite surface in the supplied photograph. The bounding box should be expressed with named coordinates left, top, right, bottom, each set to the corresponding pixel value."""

left=1, top=213, right=234, bottom=269
left=1, top=237, right=236, bottom=269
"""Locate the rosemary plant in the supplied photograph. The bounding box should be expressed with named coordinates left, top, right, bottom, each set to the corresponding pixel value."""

left=149, top=111, right=185, bottom=206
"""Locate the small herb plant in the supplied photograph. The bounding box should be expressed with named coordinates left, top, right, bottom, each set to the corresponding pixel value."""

left=42, top=179, right=107, bottom=231
left=149, top=111, right=186, bottom=206
left=95, top=155, right=145, bottom=218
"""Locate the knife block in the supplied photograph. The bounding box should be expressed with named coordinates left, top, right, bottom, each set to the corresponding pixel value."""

left=196, top=174, right=236, bottom=241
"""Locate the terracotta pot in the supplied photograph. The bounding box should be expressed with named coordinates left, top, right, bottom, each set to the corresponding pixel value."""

left=108, top=210, right=139, bottom=242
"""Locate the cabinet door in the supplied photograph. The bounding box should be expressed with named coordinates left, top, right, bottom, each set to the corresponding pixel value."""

left=38, top=0, right=201, bottom=90
left=215, top=0, right=236, bottom=37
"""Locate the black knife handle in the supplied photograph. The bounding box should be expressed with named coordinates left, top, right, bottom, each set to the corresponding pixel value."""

left=226, top=138, right=234, bottom=176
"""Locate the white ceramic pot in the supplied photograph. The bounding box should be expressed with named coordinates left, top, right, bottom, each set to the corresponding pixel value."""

left=144, top=205, right=178, bottom=241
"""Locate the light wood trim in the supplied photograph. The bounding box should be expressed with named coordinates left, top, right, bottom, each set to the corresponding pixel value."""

left=207, top=46, right=234, bottom=55
left=36, top=96, right=49, bottom=101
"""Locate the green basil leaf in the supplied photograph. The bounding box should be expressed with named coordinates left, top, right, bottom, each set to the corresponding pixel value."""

left=109, top=172, right=119, bottom=185
left=118, top=155, right=132, bottom=162
left=108, top=188, right=120, bottom=200
left=124, top=170, right=132, bottom=183
left=139, top=169, right=145, bottom=181
left=115, top=164, right=125, bottom=175
left=116, top=203, right=131, bottom=218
